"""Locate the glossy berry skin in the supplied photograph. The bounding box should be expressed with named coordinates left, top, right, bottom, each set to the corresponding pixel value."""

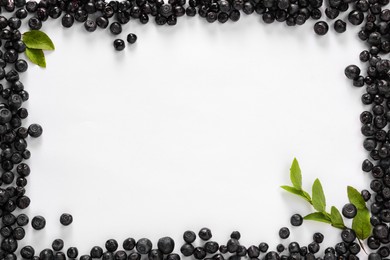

left=15, top=59, right=28, bottom=72
left=105, top=239, right=118, bottom=252
left=67, top=247, right=78, bottom=258
left=198, top=227, right=212, bottom=241
left=136, top=238, right=152, bottom=254
left=227, top=239, right=239, bottom=253
left=313, top=232, right=324, bottom=243
left=61, top=14, right=74, bottom=28
left=113, top=39, right=125, bottom=51
left=90, top=246, right=103, bottom=258
left=342, top=203, right=357, bottom=218
left=157, top=237, right=175, bottom=254
left=193, top=247, right=206, bottom=259
left=247, top=245, right=260, bottom=258
left=183, top=231, right=196, bottom=243
left=341, top=228, right=357, bottom=243
left=52, top=239, right=64, bottom=251
left=345, top=65, right=361, bottom=80
left=230, top=231, right=241, bottom=240
left=31, top=216, right=46, bottom=230
left=314, top=21, right=329, bottom=35
left=110, top=22, right=122, bottom=35
left=127, top=33, right=137, bottom=44
left=334, top=19, right=346, bottom=33
left=28, top=124, right=43, bottom=137
left=20, top=246, right=35, bottom=259
left=123, top=238, right=136, bottom=251
left=180, top=244, right=194, bottom=256
left=96, top=16, right=109, bottom=28
left=290, top=214, right=303, bottom=226
left=84, top=20, right=97, bottom=32
left=279, top=227, right=290, bottom=239
left=60, top=213, right=73, bottom=226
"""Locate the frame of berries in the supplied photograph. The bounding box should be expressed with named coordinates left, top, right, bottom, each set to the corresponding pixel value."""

left=0, top=0, right=386, bottom=258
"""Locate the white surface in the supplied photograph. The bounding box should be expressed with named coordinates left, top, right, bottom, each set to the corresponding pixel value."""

left=18, top=16, right=369, bottom=255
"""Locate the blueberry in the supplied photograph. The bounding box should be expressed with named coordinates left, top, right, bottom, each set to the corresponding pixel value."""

left=342, top=203, right=357, bottom=218
left=308, top=242, right=320, bottom=254
left=334, top=19, right=346, bottom=33
left=127, top=33, right=137, bottom=44
left=193, top=247, right=206, bottom=259
left=276, top=244, right=284, bottom=253
left=67, top=247, right=78, bottom=258
left=345, top=65, right=361, bottom=80
left=59, top=213, right=73, bottom=226
left=157, top=237, right=175, bottom=254
left=123, top=238, right=136, bottom=251
left=115, top=250, right=127, bottom=260
left=259, top=242, right=269, bottom=253
left=180, top=244, right=194, bottom=256
left=16, top=214, right=29, bottom=226
left=40, top=249, right=54, bottom=260
left=341, top=228, right=356, bottom=243
left=290, top=214, right=303, bottom=226
left=52, top=239, right=64, bottom=251
left=113, top=39, right=125, bottom=51
left=314, top=21, right=329, bottom=35
left=136, top=238, right=152, bottom=254
left=62, top=14, right=74, bottom=28
left=20, top=246, right=35, bottom=259
left=105, top=239, right=118, bottom=252
left=227, top=239, right=239, bottom=253
left=204, top=241, right=219, bottom=254
left=84, top=20, right=97, bottom=32
left=183, top=231, right=196, bottom=243
left=230, top=231, right=241, bottom=240
left=313, top=232, right=324, bottom=243
left=244, top=246, right=258, bottom=258
left=90, top=246, right=103, bottom=258
left=279, top=227, right=290, bottom=239
left=28, top=124, right=43, bottom=137
left=31, top=216, right=46, bottom=230
left=110, top=22, right=122, bottom=35
left=96, top=16, right=109, bottom=28
left=199, top=228, right=212, bottom=241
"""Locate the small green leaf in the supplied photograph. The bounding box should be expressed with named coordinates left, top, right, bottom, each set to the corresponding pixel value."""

left=290, top=158, right=302, bottom=190
left=330, top=206, right=345, bottom=229
left=303, top=212, right=332, bottom=224
left=25, top=48, right=46, bottom=68
left=281, top=185, right=311, bottom=203
left=347, top=186, right=366, bottom=210
left=352, top=208, right=371, bottom=240
left=22, top=30, right=55, bottom=50
left=312, top=179, right=326, bottom=212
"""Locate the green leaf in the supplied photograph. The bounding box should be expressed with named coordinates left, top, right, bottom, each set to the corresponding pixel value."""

left=25, top=48, right=46, bottom=68
left=347, top=186, right=366, bottom=210
left=281, top=185, right=311, bottom=203
left=290, top=158, right=302, bottom=190
left=312, top=179, right=326, bottom=212
left=330, top=206, right=345, bottom=229
left=22, top=30, right=55, bottom=50
left=352, top=208, right=371, bottom=240
left=303, top=212, right=332, bottom=224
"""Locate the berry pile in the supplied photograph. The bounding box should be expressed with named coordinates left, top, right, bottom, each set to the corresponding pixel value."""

left=0, top=0, right=383, bottom=255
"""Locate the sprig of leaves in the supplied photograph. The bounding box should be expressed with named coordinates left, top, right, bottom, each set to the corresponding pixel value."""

left=281, top=158, right=345, bottom=230
left=281, top=158, right=371, bottom=242
left=22, top=30, right=55, bottom=68
left=281, top=158, right=312, bottom=203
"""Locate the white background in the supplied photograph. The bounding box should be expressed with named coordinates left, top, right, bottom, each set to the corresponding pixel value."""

left=17, top=14, right=370, bottom=256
